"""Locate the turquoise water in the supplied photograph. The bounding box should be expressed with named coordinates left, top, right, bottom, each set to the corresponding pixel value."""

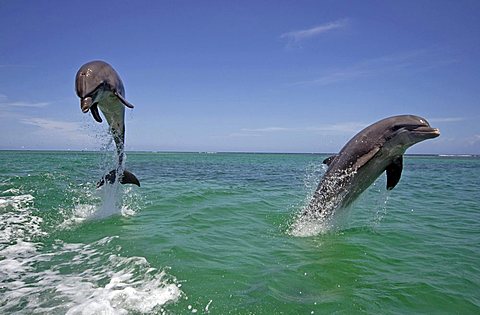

left=0, top=151, right=479, bottom=314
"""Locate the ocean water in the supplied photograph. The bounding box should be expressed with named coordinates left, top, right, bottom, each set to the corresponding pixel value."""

left=0, top=150, right=479, bottom=314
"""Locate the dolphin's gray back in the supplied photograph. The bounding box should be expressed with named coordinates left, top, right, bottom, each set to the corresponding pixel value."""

left=75, top=60, right=125, bottom=98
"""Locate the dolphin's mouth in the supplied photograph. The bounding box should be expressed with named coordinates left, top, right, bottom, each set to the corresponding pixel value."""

left=410, top=126, right=440, bottom=138
left=80, top=97, right=93, bottom=113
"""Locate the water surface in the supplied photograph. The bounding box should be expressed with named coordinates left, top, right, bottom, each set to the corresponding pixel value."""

left=0, top=151, right=479, bottom=314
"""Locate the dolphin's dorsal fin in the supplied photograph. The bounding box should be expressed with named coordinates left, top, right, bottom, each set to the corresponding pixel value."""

left=114, top=91, right=135, bottom=109
left=323, top=155, right=337, bottom=166
left=90, top=104, right=103, bottom=123
left=386, top=156, right=403, bottom=190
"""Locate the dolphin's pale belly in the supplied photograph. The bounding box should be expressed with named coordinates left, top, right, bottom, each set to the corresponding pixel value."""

left=95, top=90, right=125, bottom=134
left=94, top=90, right=127, bottom=166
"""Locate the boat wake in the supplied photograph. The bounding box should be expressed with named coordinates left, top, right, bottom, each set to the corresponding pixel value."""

left=0, top=186, right=181, bottom=314
left=0, top=237, right=181, bottom=314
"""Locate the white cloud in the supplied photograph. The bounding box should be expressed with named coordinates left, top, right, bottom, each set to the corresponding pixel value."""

left=0, top=64, right=35, bottom=68
left=20, top=117, right=94, bottom=143
left=429, top=117, right=465, bottom=123
left=0, top=94, right=50, bottom=109
left=306, top=122, right=367, bottom=133
left=227, top=132, right=262, bottom=138
left=467, top=134, right=480, bottom=145
left=292, top=50, right=456, bottom=86
left=0, top=94, right=96, bottom=149
left=3, top=101, right=50, bottom=108
left=280, top=19, right=348, bottom=45
left=21, top=117, right=80, bottom=131
left=235, top=121, right=366, bottom=137
left=241, top=127, right=291, bottom=132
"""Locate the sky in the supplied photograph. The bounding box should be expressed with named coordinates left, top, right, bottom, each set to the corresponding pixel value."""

left=0, top=0, right=479, bottom=154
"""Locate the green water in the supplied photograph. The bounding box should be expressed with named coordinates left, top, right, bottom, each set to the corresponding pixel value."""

left=0, top=151, right=479, bottom=314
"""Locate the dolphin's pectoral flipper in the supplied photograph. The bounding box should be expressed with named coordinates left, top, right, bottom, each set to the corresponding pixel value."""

left=385, top=156, right=403, bottom=190
left=323, top=155, right=337, bottom=166
left=114, top=91, right=135, bottom=109
left=90, top=104, right=103, bottom=123
left=96, top=169, right=140, bottom=188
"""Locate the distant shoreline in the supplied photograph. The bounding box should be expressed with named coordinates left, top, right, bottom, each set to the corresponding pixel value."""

left=0, top=149, right=478, bottom=157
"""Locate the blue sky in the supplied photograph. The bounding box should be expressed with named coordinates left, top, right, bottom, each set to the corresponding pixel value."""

left=0, top=0, right=479, bottom=154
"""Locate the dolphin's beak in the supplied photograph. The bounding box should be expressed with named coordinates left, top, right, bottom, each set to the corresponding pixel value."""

left=81, top=97, right=92, bottom=113
left=411, top=126, right=440, bottom=139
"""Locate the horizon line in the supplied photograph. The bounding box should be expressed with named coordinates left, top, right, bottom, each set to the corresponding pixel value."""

left=0, top=149, right=477, bottom=157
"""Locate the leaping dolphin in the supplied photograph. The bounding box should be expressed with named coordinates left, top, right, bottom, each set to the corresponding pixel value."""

left=304, top=115, right=439, bottom=221
left=75, top=60, right=140, bottom=187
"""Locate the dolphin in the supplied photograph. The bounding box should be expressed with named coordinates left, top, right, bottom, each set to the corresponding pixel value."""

left=304, top=115, right=439, bottom=220
left=75, top=60, right=140, bottom=187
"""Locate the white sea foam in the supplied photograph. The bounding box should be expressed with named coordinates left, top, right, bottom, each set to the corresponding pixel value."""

left=1, top=188, right=21, bottom=195
left=0, top=194, right=46, bottom=242
left=0, top=193, right=34, bottom=209
left=0, top=237, right=182, bottom=314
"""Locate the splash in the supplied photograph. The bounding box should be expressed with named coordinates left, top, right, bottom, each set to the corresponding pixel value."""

left=95, top=180, right=124, bottom=219
left=62, top=134, right=140, bottom=225
left=289, top=166, right=392, bottom=237
left=368, top=180, right=391, bottom=228
left=92, top=128, right=139, bottom=219
left=61, top=182, right=140, bottom=228
left=289, top=164, right=356, bottom=237
left=288, top=215, right=333, bottom=237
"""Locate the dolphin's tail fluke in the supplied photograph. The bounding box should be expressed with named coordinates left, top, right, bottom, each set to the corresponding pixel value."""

left=97, top=169, right=141, bottom=188
left=122, top=170, right=140, bottom=186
